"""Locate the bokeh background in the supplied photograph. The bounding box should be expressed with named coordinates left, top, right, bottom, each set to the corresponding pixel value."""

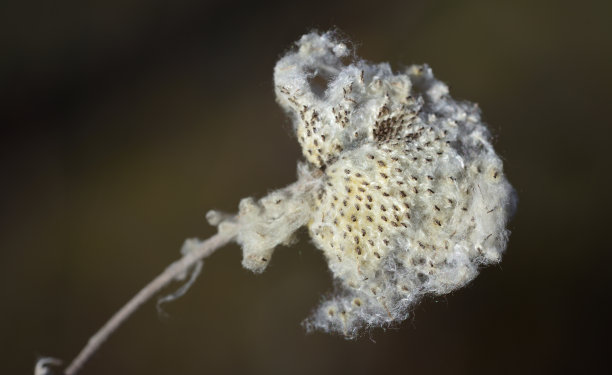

left=2, top=0, right=611, bottom=374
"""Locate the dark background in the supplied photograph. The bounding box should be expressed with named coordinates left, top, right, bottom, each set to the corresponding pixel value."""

left=2, top=0, right=611, bottom=374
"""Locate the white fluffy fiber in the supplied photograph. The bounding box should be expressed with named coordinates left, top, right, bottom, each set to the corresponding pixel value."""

left=209, top=31, right=515, bottom=337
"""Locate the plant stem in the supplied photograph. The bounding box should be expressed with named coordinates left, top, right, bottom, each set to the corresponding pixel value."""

left=63, top=229, right=236, bottom=375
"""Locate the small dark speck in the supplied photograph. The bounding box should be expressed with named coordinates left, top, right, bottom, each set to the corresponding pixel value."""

left=417, top=273, right=428, bottom=283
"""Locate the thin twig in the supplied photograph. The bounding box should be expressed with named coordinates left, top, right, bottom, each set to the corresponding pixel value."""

left=62, top=228, right=237, bottom=375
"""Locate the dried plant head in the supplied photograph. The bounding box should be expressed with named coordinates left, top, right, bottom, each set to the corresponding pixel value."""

left=209, top=31, right=516, bottom=336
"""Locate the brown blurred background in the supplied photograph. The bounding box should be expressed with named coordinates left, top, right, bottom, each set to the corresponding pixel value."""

left=1, top=0, right=611, bottom=374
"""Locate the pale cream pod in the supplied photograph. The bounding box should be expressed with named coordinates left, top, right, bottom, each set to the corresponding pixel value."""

left=210, top=31, right=516, bottom=337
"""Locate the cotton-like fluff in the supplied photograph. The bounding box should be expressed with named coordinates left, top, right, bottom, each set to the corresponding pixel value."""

left=209, top=31, right=516, bottom=337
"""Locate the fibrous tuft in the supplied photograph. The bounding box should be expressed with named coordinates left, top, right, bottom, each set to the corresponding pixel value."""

left=211, top=31, right=516, bottom=337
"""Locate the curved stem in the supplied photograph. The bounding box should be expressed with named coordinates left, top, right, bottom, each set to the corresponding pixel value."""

left=63, top=229, right=236, bottom=375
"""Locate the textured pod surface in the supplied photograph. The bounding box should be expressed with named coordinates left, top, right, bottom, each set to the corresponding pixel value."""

left=212, top=31, right=515, bottom=337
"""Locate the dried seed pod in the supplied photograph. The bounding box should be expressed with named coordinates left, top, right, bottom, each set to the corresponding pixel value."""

left=210, top=31, right=516, bottom=337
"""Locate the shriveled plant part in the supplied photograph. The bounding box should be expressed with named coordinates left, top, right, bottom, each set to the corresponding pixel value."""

left=37, top=31, right=515, bottom=375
